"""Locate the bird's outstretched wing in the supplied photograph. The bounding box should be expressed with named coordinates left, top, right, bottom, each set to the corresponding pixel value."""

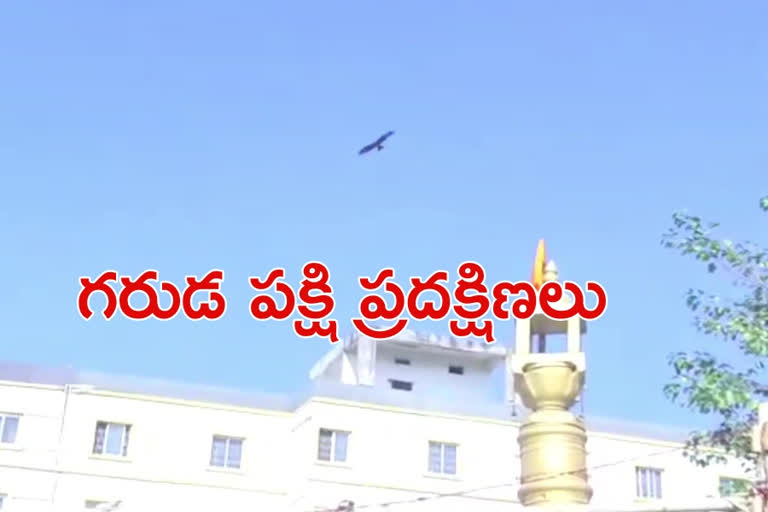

left=358, top=131, right=395, bottom=155
left=358, top=142, right=378, bottom=155
left=375, top=131, right=394, bottom=145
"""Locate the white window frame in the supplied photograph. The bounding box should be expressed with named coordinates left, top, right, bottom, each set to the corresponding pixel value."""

left=92, top=421, right=131, bottom=457
left=0, top=413, right=20, bottom=445
left=635, top=466, right=663, bottom=499
left=317, top=428, right=349, bottom=463
left=209, top=435, right=244, bottom=469
left=428, top=441, right=458, bottom=476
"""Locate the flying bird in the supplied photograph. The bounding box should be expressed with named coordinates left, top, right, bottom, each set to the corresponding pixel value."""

left=358, top=131, right=395, bottom=155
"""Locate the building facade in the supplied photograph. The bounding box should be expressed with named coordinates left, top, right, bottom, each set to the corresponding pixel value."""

left=0, top=330, right=752, bottom=512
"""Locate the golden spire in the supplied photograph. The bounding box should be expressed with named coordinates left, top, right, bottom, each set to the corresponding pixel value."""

left=514, top=240, right=592, bottom=507
left=543, top=260, right=559, bottom=283
left=531, top=240, right=547, bottom=290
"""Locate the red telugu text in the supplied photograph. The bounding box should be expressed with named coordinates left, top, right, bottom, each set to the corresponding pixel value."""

left=352, top=262, right=607, bottom=343
left=248, top=262, right=340, bottom=344
left=79, top=263, right=607, bottom=345
left=77, top=269, right=226, bottom=321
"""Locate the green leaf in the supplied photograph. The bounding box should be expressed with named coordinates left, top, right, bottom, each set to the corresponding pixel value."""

left=661, top=195, right=768, bottom=467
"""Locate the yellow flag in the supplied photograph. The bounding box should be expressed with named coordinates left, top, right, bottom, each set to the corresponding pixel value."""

left=532, top=239, right=546, bottom=290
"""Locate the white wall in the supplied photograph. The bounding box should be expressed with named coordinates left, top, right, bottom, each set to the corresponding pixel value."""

left=298, top=398, right=518, bottom=493
left=374, top=345, right=496, bottom=398
left=586, top=434, right=744, bottom=504
left=0, top=379, right=753, bottom=512
left=0, top=382, right=64, bottom=511
left=301, top=399, right=749, bottom=508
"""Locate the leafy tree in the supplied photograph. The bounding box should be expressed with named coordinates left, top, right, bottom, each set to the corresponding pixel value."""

left=661, top=196, right=768, bottom=474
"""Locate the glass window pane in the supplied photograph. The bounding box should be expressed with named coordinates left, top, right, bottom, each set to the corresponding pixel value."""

left=227, top=439, right=243, bottom=468
left=210, top=436, right=227, bottom=466
left=720, top=478, right=748, bottom=497
left=104, top=424, right=124, bottom=455
left=122, top=425, right=130, bottom=456
left=334, top=432, right=348, bottom=462
left=93, top=422, right=106, bottom=454
left=1, top=416, right=19, bottom=444
left=635, top=468, right=639, bottom=497
left=443, top=444, right=457, bottom=474
left=428, top=442, right=442, bottom=473
left=317, top=429, right=332, bottom=461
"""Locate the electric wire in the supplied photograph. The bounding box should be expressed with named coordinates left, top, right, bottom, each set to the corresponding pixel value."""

left=310, top=445, right=688, bottom=511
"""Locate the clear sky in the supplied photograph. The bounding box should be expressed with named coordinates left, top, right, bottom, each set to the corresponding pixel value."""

left=1, top=2, right=766, bottom=429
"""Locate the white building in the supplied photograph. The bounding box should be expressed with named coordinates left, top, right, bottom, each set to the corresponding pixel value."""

left=0, top=330, right=752, bottom=512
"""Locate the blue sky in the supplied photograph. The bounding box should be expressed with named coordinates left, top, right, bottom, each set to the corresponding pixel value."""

left=1, top=2, right=766, bottom=429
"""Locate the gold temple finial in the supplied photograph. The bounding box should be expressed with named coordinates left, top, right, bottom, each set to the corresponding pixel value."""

left=543, top=260, right=558, bottom=283
left=513, top=242, right=592, bottom=507
left=532, top=240, right=547, bottom=290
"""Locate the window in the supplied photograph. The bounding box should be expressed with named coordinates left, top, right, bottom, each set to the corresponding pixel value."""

left=719, top=477, right=750, bottom=497
left=0, top=494, right=5, bottom=510
left=395, top=358, right=411, bottom=365
left=428, top=441, right=457, bottom=475
left=389, top=379, right=413, bottom=391
left=92, top=422, right=130, bottom=457
left=635, top=467, right=662, bottom=499
left=210, top=436, right=243, bottom=469
left=448, top=365, right=464, bottom=375
left=0, top=414, right=19, bottom=444
left=317, top=428, right=349, bottom=463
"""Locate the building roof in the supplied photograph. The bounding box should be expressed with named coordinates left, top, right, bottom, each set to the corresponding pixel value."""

left=0, top=360, right=694, bottom=444
left=309, top=329, right=507, bottom=379
left=376, top=329, right=508, bottom=356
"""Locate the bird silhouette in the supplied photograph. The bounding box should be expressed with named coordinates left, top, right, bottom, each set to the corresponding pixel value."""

left=358, top=131, right=395, bottom=155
